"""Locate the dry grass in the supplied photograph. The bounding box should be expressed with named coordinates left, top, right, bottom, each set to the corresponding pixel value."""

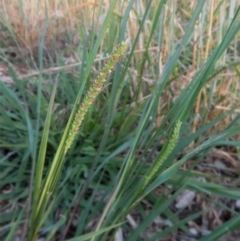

left=0, top=0, right=107, bottom=51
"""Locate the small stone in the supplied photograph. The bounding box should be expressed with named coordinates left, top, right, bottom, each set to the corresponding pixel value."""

left=235, top=200, right=240, bottom=209
left=189, top=227, right=198, bottom=237
left=175, top=189, right=196, bottom=209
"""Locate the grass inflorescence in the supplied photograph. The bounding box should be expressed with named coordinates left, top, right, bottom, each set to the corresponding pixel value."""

left=65, top=42, right=127, bottom=154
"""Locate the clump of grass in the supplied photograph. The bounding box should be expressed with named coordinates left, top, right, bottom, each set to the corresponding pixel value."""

left=0, top=1, right=240, bottom=241
left=28, top=41, right=127, bottom=241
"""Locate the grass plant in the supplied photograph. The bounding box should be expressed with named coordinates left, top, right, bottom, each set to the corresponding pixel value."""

left=0, top=0, right=240, bottom=241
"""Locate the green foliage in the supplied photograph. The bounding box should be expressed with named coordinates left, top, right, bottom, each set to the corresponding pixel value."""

left=0, top=1, right=240, bottom=241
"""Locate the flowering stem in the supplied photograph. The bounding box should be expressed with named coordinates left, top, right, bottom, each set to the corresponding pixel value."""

left=65, top=41, right=128, bottom=153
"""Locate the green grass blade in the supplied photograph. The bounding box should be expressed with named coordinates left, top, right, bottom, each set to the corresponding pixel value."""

left=199, top=214, right=240, bottom=241
left=66, top=223, right=123, bottom=241
left=5, top=208, right=24, bottom=241
left=30, top=77, right=58, bottom=225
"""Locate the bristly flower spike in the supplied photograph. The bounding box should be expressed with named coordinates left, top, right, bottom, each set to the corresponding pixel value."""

left=65, top=41, right=128, bottom=153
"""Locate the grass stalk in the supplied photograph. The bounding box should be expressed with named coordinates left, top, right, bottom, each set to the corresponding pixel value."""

left=28, top=42, right=127, bottom=241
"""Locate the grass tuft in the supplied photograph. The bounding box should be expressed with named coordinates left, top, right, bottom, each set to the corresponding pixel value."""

left=0, top=1, right=240, bottom=241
